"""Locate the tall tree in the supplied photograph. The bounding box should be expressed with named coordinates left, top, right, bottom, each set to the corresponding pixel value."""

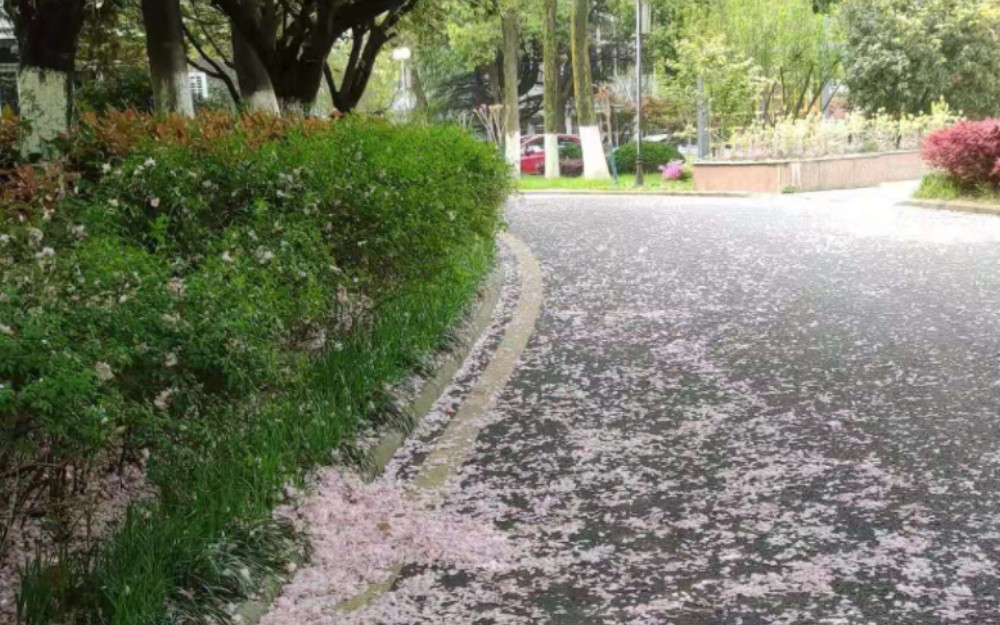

left=542, top=0, right=560, bottom=177
left=229, top=0, right=280, bottom=112
left=142, top=0, right=194, bottom=116
left=501, top=11, right=521, bottom=175
left=214, top=0, right=418, bottom=113
left=5, top=0, right=87, bottom=154
left=570, top=0, right=610, bottom=179
left=838, top=0, right=1000, bottom=117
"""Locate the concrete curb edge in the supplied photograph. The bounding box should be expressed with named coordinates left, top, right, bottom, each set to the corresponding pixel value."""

left=900, top=198, right=1000, bottom=216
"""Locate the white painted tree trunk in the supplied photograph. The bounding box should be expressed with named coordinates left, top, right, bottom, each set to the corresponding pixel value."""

left=280, top=99, right=313, bottom=116
left=544, top=133, right=560, bottom=178
left=505, top=130, right=522, bottom=178
left=579, top=125, right=610, bottom=179
left=18, top=67, right=70, bottom=156
left=245, top=88, right=280, bottom=113
left=151, top=68, right=194, bottom=117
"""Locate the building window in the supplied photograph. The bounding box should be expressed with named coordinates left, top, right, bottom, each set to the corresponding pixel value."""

left=189, top=71, right=209, bottom=101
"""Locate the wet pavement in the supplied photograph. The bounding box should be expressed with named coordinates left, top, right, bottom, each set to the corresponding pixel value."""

left=272, top=187, right=1000, bottom=625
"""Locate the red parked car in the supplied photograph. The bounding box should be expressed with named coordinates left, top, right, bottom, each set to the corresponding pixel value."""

left=520, top=134, right=580, bottom=175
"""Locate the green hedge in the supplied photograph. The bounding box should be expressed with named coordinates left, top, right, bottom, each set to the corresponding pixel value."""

left=613, top=140, right=683, bottom=174
left=1, top=114, right=510, bottom=623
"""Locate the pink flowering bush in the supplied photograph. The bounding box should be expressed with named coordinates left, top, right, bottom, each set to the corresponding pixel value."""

left=658, top=160, right=686, bottom=180
left=1, top=112, right=509, bottom=622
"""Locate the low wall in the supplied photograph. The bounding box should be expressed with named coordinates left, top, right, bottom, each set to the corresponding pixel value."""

left=693, top=151, right=927, bottom=193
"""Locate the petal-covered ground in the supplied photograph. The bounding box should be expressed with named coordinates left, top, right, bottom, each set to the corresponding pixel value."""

left=266, top=185, right=1000, bottom=624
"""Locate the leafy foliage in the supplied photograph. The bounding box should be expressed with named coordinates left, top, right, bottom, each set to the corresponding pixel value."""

left=921, top=119, right=1000, bottom=187
left=725, top=105, right=957, bottom=160
left=659, top=34, right=765, bottom=137
left=76, top=66, right=155, bottom=113
left=1, top=111, right=509, bottom=623
left=837, top=0, right=1000, bottom=117
left=613, top=141, right=683, bottom=174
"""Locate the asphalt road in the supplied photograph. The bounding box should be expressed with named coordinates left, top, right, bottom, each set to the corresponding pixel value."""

left=355, top=187, right=1000, bottom=624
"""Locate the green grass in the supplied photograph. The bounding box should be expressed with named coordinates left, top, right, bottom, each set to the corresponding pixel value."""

left=915, top=172, right=1000, bottom=205
left=517, top=173, right=694, bottom=193
left=17, top=239, right=495, bottom=625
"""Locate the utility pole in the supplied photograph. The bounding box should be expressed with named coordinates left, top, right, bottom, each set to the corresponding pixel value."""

left=634, top=0, right=644, bottom=186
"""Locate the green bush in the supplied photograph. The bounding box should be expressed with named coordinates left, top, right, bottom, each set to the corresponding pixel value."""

left=560, top=142, right=582, bottom=160
left=76, top=66, right=155, bottom=113
left=1, top=113, right=510, bottom=623
left=613, top=140, right=683, bottom=173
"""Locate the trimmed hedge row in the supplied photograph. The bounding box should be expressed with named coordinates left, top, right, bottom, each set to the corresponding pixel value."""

left=0, top=112, right=510, bottom=623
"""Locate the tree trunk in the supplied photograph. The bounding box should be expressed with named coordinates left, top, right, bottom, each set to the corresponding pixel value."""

left=11, top=0, right=86, bottom=155
left=230, top=5, right=280, bottom=113
left=141, top=0, right=194, bottom=117
left=570, top=0, right=609, bottom=179
left=542, top=0, right=560, bottom=178
left=274, top=59, right=325, bottom=115
left=555, top=80, right=570, bottom=132
left=411, top=63, right=430, bottom=112
left=502, top=13, right=521, bottom=177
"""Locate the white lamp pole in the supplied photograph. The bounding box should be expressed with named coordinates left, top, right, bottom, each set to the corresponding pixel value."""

left=391, top=46, right=412, bottom=116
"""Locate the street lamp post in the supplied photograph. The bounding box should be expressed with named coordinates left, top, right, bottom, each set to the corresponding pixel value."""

left=634, top=0, right=644, bottom=186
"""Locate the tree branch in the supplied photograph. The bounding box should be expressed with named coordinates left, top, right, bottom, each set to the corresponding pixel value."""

left=183, top=21, right=241, bottom=105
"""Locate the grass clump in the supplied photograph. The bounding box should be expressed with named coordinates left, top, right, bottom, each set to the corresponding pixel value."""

left=915, top=172, right=1000, bottom=205
left=1, top=112, right=510, bottom=623
left=518, top=173, right=693, bottom=193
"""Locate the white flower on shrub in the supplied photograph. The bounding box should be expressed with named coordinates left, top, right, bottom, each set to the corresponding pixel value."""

left=35, top=247, right=55, bottom=259
left=72, top=225, right=87, bottom=240
left=102, top=163, right=112, bottom=174
left=0, top=324, right=13, bottom=336
left=164, top=353, right=178, bottom=368
left=144, top=158, right=157, bottom=168
left=166, top=277, right=186, bottom=296
left=0, top=234, right=9, bottom=245
left=149, top=197, right=161, bottom=208
left=221, top=251, right=234, bottom=263
left=95, top=361, right=115, bottom=382
left=109, top=199, right=119, bottom=208
left=153, top=388, right=174, bottom=411
left=255, top=247, right=274, bottom=264
left=27, top=227, right=44, bottom=244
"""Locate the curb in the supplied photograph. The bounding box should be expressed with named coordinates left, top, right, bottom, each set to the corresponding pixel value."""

left=233, top=249, right=510, bottom=625
left=900, top=198, right=1000, bottom=216
left=337, top=231, right=543, bottom=614
left=362, top=260, right=506, bottom=482
left=236, top=234, right=542, bottom=624
left=519, top=189, right=750, bottom=198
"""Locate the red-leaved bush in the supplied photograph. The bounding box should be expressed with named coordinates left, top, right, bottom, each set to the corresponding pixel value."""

left=921, top=119, right=1000, bottom=187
